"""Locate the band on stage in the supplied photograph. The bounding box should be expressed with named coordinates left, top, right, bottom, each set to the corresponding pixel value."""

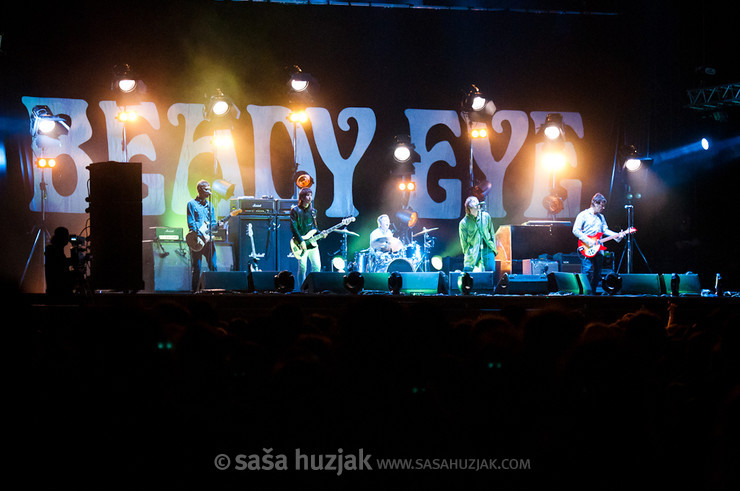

left=182, top=179, right=630, bottom=293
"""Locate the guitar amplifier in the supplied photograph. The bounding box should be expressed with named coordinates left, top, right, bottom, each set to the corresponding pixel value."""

left=154, top=227, right=183, bottom=242
left=231, top=196, right=276, bottom=214
left=276, top=199, right=299, bottom=215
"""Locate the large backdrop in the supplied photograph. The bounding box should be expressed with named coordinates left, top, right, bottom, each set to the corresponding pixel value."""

left=2, top=1, right=738, bottom=291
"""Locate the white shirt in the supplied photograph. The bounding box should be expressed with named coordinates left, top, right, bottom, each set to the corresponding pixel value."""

left=573, top=208, right=619, bottom=244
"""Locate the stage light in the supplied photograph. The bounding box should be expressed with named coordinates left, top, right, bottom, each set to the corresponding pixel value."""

left=602, top=273, right=622, bottom=295
left=212, top=132, right=233, bottom=148
left=293, top=170, right=314, bottom=189
left=287, top=65, right=318, bottom=104
left=111, top=64, right=146, bottom=105
left=701, top=138, right=710, bottom=150
left=458, top=272, right=473, bottom=295
left=396, top=208, right=418, bottom=227
left=471, top=128, right=488, bottom=138
left=115, top=109, right=138, bottom=123
left=274, top=270, right=295, bottom=293
left=542, top=113, right=564, bottom=141
left=36, top=158, right=56, bottom=168
left=431, top=255, right=444, bottom=271
left=393, top=144, right=411, bottom=162
left=388, top=272, right=403, bottom=294
left=332, top=256, right=346, bottom=272
left=392, top=134, right=419, bottom=164
left=624, top=158, right=642, bottom=172
left=212, top=179, right=235, bottom=200
left=621, top=145, right=653, bottom=173
left=289, top=110, right=309, bottom=124
left=205, top=88, right=237, bottom=121
left=460, top=84, right=496, bottom=122
left=542, top=150, right=567, bottom=171
left=398, top=180, right=416, bottom=192
left=31, top=105, right=71, bottom=136
left=343, top=271, right=364, bottom=294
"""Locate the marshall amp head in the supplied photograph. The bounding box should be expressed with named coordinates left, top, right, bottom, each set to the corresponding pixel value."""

left=231, top=196, right=276, bottom=214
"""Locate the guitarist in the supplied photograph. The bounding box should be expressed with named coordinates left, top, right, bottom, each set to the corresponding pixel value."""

left=572, top=193, right=626, bottom=294
left=187, top=180, right=219, bottom=291
left=290, top=187, right=322, bottom=288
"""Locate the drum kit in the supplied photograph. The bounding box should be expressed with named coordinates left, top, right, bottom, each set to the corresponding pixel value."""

left=354, top=227, right=438, bottom=273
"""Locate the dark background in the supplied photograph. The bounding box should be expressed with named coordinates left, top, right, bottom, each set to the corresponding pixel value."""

left=1, top=0, right=738, bottom=291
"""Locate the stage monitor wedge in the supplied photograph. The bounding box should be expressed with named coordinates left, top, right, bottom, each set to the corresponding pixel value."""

left=495, top=273, right=549, bottom=294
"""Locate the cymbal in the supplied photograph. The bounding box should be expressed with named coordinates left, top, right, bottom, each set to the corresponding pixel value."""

left=334, top=228, right=359, bottom=237
left=413, top=227, right=438, bottom=237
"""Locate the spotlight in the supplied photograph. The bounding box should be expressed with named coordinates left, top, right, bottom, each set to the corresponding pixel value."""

left=621, top=145, right=653, bottom=172
left=392, top=135, right=420, bottom=164
left=542, top=150, right=567, bottom=171
left=701, top=138, right=710, bottom=150
left=602, top=273, right=622, bottom=295
left=113, top=64, right=138, bottom=93
left=388, top=271, right=403, bottom=294
left=287, top=65, right=319, bottom=104
left=343, top=271, right=364, bottom=294
left=115, top=109, right=138, bottom=123
left=430, top=255, right=444, bottom=271
left=111, top=64, right=146, bottom=106
left=30, top=105, right=71, bottom=137
left=460, top=84, right=496, bottom=122
left=212, top=179, right=235, bottom=200
left=289, top=110, right=309, bottom=124
left=332, top=256, right=346, bottom=272
left=395, top=208, right=418, bottom=228
left=293, top=170, right=314, bottom=189
left=398, top=180, right=416, bottom=192
left=458, top=272, right=474, bottom=295
left=274, top=270, right=295, bottom=293
left=205, top=88, right=238, bottom=121
left=36, top=157, right=56, bottom=168
left=471, top=128, right=488, bottom=138
left=542, top=113, right=564, bottom=141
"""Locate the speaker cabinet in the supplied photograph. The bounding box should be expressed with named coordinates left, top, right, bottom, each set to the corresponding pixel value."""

left=495, top=273, right=550, bottom=294
left=276, top=217, right=299, bottom=280
left=661, top=273, right=701, bottom=296
left=215, top=242, right=235, bottom=271
left=198, top=271, right=249, bottom=291
left=547, top=272, right=582, bottom=294
left=88, top=161, right=144, bottom=291
left=301, top=272, right=444, bottom=294
left=231, top=215, right=278, bottom=271
left=449, top=272, right=497, bottom=295
left=152, top=241, right=190, bottom=291
left=619, top=274, right=663, bottom=295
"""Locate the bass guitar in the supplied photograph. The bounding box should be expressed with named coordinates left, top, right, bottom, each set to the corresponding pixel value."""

left=577, top=227, right=636, bottom=257
left=186, top=209, right=241, bottom=252
left=290, top=217, right=356, bottom=260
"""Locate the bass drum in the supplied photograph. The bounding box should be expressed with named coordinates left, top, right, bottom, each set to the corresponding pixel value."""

left=382, top=258, right=417, bottom=273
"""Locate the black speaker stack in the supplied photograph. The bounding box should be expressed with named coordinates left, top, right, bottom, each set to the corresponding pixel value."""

left=228, top=197, right=299, bottom=278
left=87, top=161, right=144, bottom=292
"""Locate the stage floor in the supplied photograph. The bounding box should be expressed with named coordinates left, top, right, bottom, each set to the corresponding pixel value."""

left=23, top=290, right=739, bottom=330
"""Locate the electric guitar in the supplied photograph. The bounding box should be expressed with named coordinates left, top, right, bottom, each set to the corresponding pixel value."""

left=290, top=217, right=356, bottom=260
left=186, top=209, right=241, bottom=252
left=246, top=223, right=265, bottom=271
left=578, top=227, right=637, bottom=257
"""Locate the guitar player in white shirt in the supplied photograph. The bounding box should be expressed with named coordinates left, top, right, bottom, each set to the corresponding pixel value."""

left=573, top=193, right=627, bottom=294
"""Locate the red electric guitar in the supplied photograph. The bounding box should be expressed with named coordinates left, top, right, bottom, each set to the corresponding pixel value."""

left=578, top=227, right=637, bottom=257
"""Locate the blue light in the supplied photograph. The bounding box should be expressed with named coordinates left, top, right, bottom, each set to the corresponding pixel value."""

left=701, top=138, right=710, bottom=150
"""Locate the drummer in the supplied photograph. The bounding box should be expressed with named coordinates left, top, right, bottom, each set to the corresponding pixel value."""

left=369, top=214, right=403, bottom=254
